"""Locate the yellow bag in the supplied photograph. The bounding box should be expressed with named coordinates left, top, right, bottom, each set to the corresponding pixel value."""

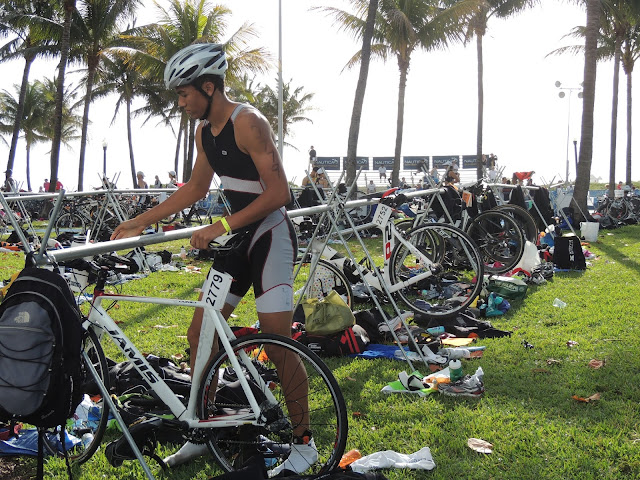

left=302, top=291, right=355, bottom=335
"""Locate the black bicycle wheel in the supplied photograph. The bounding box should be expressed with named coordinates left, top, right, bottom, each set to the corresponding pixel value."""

left=493, top=204, right=538, bottom=243
left=466, top=210, right=525, bottom=274
left=607, top=199, right=628, bottom=221
left=43, top=328, right=110, bottom=464
left=389, top=223, right=484, bottom=318
left=294, top=257, right=353, bottom=308
left=55, top=212, right=86, bottom=236
left=197, top=333, right=348, bottom=475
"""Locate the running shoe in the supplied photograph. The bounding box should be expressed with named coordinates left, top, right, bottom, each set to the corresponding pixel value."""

left=437, top=375, right=484, bottom=398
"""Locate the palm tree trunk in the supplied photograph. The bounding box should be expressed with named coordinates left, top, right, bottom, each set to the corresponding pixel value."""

left=573, top=0, right=600, bottom=221
left=174, top=117, right=184, bottom=175
left=25, top=141, right=31, bottom=192
left=345, top=0, right=378, bottom=188
left=476, top=24, right=485, bottom=182
left=7, top=52, right=34, bottom=173
left=49, top=0, right=76, bottom=193
left=77, top=64, right=97, bottom=191
left=392, top=60, right=409, bottom=188
left=126, top=97, right=136, bottom=187
left=625, top=68, right=632, bottom=186
left=608, top=41, right=621, bottom=198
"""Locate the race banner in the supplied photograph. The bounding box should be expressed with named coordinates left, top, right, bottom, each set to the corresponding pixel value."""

left=342, top=156, right=370, bottom=169
left=315, top=156, right=341, bottom=170
left=403, top=156, right=429, bottom=170
left=462, top=155, right=479, bottom=169
left=432, top=155, right=459, bottom=168
left=372, top=156, right=395, bottom=169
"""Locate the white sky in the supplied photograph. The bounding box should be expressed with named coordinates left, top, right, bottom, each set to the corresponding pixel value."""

left=1, top=0, right=636, bottom=190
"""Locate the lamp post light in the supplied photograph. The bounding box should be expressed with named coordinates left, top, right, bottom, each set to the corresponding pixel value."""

left=102, top=139, right=108, bottom=178
left=555, top=81, right=583, bottom=183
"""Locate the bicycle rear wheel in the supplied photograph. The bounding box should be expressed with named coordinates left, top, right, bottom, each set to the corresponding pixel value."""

left=43, top=328, right=110, bottom=464
left=294, top=257, right=353, bottom=308
left=55, top=213, right=86, bottom=236
left=389, top=223, right=484, bottom=319
left=198, top=333, right=348, bottom=475
left=493, top=204, right=538, bottom=243
left=466, top=210, right=525, bottom=274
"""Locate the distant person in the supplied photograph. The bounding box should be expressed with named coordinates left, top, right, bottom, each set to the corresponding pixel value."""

left=136, top=171, right=149, bottom=206
left=317, top=171, right=329, bottom=189
left=617, top=181, right=623, bottom=190
left=400, top=177, right=409, bottom=189
left=429, top=167, right=439, bottom=185
left=378, top=165, right=387, bottom=181
left=488, top=166, right=499, bottom=183
left=309, top=145, right=316, bottom=167
left=153, top=175, right=162, bottom=188
left=55, top=179, right=63, bottom=191
left=168, top=170, right=178, bottom=188
left=2, top=169, right=16, bottom=192
left=43, top=178, right=50, bottom=191
left=367, top=180, right=376, bottom=194
left=301, top=167, right=318, bottom=187
left=444, top=163, right=459, bottom=185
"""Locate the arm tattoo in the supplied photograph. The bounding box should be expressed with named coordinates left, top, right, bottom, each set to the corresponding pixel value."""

left=250, top=119, right=282, bottom=178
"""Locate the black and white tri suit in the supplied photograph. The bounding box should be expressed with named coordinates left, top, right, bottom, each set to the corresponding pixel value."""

left=201, top=104, right=297, bottom=313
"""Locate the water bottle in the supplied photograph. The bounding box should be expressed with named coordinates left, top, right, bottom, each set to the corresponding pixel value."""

left=81, top=432, right=94, bottom=450
left=449, top=359, right=463, bottom=382
left=180, top=245, right=187, bottom=260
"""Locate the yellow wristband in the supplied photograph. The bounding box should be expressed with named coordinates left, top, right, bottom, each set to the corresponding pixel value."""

left=220, top=217, right=231, bottom=234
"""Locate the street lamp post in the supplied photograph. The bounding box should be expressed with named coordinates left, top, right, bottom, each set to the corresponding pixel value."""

left=102, top=139, right=108, bottom=178
left=555, top=81, right=583, bottom=183
left=573, top=138, right=578, bottom=175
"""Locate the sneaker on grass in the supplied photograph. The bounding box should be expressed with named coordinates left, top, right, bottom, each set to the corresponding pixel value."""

left=437, top=375, right=484, bottom=398
left=268, top=437, right=318, bottom=477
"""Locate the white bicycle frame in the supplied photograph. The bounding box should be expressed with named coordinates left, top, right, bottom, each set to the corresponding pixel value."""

left=86, top=264, right=278, bottom=429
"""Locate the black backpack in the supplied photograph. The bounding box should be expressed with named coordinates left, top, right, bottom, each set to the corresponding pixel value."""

left=553, top=235, right=586, bottom=270
left=0, top=267, right=84, bottom=477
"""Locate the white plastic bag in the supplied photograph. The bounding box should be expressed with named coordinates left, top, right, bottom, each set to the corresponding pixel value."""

left=349, top=446, right=436, bottom=473
left=513, top=240, right=541, bottom=273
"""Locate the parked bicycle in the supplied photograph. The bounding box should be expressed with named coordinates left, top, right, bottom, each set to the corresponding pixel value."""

left=43, top=233, right=348, bottom=476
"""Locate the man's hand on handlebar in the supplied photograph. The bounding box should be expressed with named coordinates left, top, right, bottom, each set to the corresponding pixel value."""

left=190, top=222, right=227, bottom=251
left=110, top=219, right=146, bottom=241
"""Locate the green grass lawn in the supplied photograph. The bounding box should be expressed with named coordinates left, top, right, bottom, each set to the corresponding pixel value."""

left=1, top=224, right=640, bottom=479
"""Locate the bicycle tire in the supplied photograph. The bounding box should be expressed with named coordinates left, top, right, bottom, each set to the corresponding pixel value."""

left=294, top=257, right=353, bottom=308
left=466, top=210, right=525, bottom=274
left=607, top=199, right=628, bottom=221
left=43, top=328, right=110, bottom=464
left=197, top=333, right=348, bottom=475
left=493, top=204, right=538, bottom=243
left=389, top=223, right=484, bottom=318
left=55, top=212, right=86, bottom=236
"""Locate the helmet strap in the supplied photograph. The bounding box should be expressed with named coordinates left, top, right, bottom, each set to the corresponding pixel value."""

left=194, top=84, right=214, bottom=121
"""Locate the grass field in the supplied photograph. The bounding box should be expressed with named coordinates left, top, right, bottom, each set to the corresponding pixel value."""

left=1, top=223, right=639, bottom=479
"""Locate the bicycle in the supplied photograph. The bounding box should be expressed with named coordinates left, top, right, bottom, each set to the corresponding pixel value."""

left=42, top=233, right=348, bottom=476
left=296, top=199, right=485, bottom=319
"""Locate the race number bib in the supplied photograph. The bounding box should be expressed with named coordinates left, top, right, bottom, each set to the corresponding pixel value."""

left=202, top=267, right=233, bottom=311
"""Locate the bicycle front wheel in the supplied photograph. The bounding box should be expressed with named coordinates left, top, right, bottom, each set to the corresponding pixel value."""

left=198, top=334, right=348, bottom=475
left=390, top=223, right=484, bottom=318
left=43, top=328, right=110, bottom=464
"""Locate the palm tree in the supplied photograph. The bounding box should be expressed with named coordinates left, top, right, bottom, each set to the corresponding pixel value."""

left=620, top=20, right=640, bottom=187
left=49, top=0, right=77, bottom=192
left=464, top=0, right=539, bottom=181
left=70, top=0, right=140, bottom=191
left=116, top=0, right=271, bottom=181
left=0, top=0, right=59, bottom=173
left=0, top=78, right=80, bottom=190
left=345, top=0, right=378, bottom=188
left=92, top=53, right=144, bottom=187
left=323, top=0, right=478, bottom=187
left=572, top=0, right=601, bottom=221
left=254, top=78, right=314, bottom=150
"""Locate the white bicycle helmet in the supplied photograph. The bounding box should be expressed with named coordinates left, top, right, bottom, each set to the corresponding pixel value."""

left=164, top=43, right=227, bottom=89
